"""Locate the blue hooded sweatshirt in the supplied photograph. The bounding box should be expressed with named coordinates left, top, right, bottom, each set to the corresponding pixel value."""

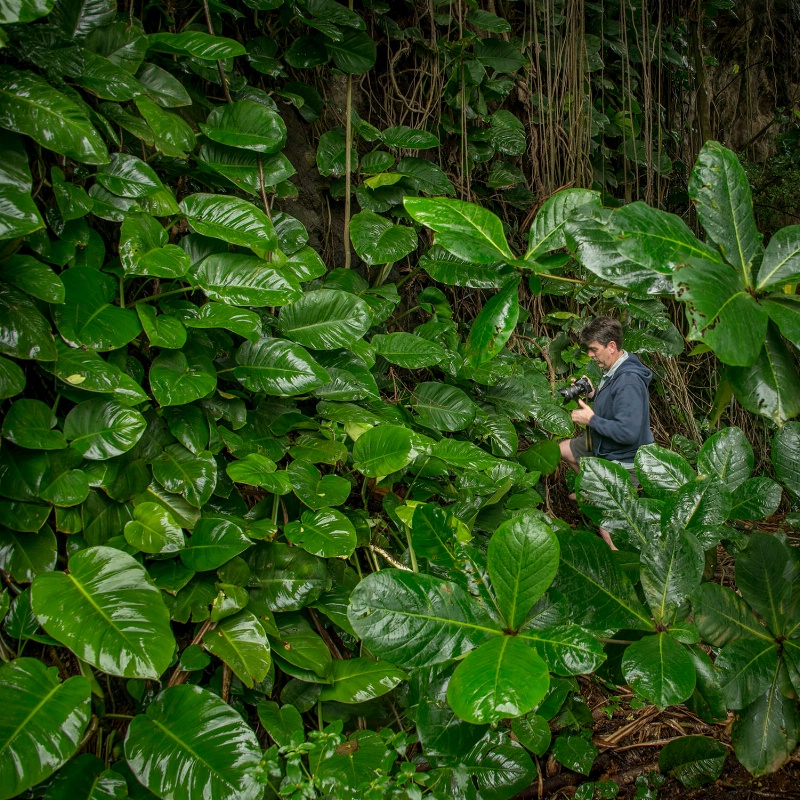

left=587, top=353, right=654, bottom=463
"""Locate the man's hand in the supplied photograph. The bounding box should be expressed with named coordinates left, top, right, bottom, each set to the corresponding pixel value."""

left=582, top=375, right=595, bottom=399
left=571, top=398, right=594, bottom=426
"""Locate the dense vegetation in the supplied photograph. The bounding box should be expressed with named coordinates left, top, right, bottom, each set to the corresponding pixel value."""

left=1, top=0, right=800, bottom=798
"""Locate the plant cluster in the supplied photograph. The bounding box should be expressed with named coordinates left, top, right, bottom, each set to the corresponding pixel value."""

left=2, top=0, right=800, bottom=799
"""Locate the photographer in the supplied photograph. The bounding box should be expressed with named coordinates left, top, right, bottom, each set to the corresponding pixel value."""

left=559, top=317, right=654, bottom=549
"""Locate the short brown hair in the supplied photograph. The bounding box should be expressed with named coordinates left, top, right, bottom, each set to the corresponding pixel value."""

left=579, top=316, right=623, bottom=348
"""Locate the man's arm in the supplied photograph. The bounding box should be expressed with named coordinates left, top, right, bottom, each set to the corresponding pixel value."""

left=586, top=376, right=648, bottom=446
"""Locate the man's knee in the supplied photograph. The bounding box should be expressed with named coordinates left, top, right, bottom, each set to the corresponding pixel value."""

left=560, top=439, right=579, bottom=471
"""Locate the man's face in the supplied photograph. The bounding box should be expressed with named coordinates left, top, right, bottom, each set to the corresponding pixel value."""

left=586, top=339, right=619, bottom=371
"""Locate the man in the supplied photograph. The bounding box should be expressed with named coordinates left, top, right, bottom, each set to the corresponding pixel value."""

left=559, top=316, right=654, bottom=549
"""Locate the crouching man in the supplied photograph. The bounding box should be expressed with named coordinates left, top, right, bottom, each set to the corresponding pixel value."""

left=559, top=316, right=654, bottom=549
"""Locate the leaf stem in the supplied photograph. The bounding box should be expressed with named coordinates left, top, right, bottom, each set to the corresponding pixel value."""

left=131, top=286, right=193, bottom=306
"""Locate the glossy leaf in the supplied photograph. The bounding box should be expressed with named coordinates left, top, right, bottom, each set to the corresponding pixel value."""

left=181, top=193, right=277, bottom=251
left=622, top=633, right=696, bottom=707
left=124, top=501, right=183, bottom=555
left=526, top=188, right=598, bottom=258
left=31, top=546, right=174, bottom=678
left=278, top=288, right=372, bottom=349
left=372, top=331, right=447, bottom=368
left=518, top=624, right=606, bottom=676
left=756, top=224, right=800, bottom=290
left=676, top=258, right=766, bottom=366
left=696, top=426, right=753, bottom=491
left=203, top=610, right=270, bottom=688
left=634, top=443, right=695, bottom=500
left=153, top=445, right=216, bottom=508
left=234, top=338, right=329, bottom=394
left=181, top=516, right=251, bottom=571
left=0, top=66, right=108, bottom=164
left=120, top=213, right=189, bottom=277
left=0, top=658, right=91, bottom=800
left=0, top=285, right=57, bottom=361
left=135, top=97, right=195, bottom=158
left=125, top=685, right=263, bottom=800
left=148, top=30, right=245, bottom=59
left=728, top=327, right=800, bottom=426
left=284, top=507, right=357, bottom=558
left=352, top=424, right=415, bottom=477
left=773, top=422, right=800, bottom=500
left=2, top=398, right=65, bottom=450
left=0, top=356, right=26, bottom=399
left=729, top=477, right=782, bottom=520
left=553, top=530, right=653, bottom=631
left=54, top=268, right=141, bottom=351
left=247, top=542, right=327, bottom=612
left=411, top=381, right=477, bottom=432
left=487, top=514, right=559, bottom=631
left=736, top=532, right=792, bottom=636
left=404, top=197, right=514, bottom=263
left=349, top=211, right=417, bottom=265
left=0, top=524, right=57, bottom=583
left=200, top=100, right=286, bottom=153
left=192, top=253, right=301, bottom=307
left=688, top=140, right=763, bottom=288
left=465, top=278, right=519, bottom=367
left=716, top=637, right=778, bottom=709
left=693, top=582, right=771, bottom=647
left=64, top=400, right=146, bottom=460
left=150, top=350, right=217, bottom=406
left=319, top=658, right=407, bottom=703
left=325, top=29, right=376, bottom=73
left=0, top=132, right=45, bottom=239
left=348, top=569, right=499, bottom=667
left=447, top=636, right=549, bottom=724
left=287, top=460, right=350, bottom=508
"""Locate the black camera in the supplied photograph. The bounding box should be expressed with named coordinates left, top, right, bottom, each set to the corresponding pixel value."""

left=558, top=376, right=592, bottom=403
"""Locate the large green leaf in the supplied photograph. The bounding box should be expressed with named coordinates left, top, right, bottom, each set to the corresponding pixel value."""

left=247, top=542, right=327, bottom=612
left=517, top=624, right=606, bottom=676
left=696, top=426, right=753, bottom=491
left=756, top=224, right=800, bottom=290
left=319, top=658, right=407, bottom=703
left=348, top=569, right=500, bottom=667
left=773, top=422, right=800, bottom=500
left=287, top=460, right=351, bottom=509
left=404, top=197, right=514, bottom=263
left=0, top=255, right=64, bottom=303
left=716, top=637, right=778, bottom=709
left=762, top=295, right=800, bottom=349
left=639, top=527, right=704, bottom=626
left=735, top=532, right=792, bottom=636
left=553, top=530, right=653, bottom=631
left=634, top=443, right=695, bottom=500
left=64, top=400, right=146, bottom=460
left=119, top=212, right=189, bottom=278
left=149, top=350, right=216, bottom=407
left=181, top=516, right=251, bottom=571
left=660, top=475, right=731, bottom=535
left=447, top=637, right=549, bottom=724
left=525, top=188, right=597, bottom=259
left=135, top=97, right=195, bottom=158
left=351, top=424, right=415, bottom=477
left=465, top=279, right=520, bottom=368
left=0, top=0, right=55, bottom=23
left=153, top=445, right=217, bottom=508
left=728, top=326, right=800, bottom=426
left=622, top=633, right=696, bottom=707
left=0, top=132, right=45, bottom=239
left=148, top=30, right=245, bottom=59
left=324, top=29, right=376, bottom=74
left=658, top=736, right=727, bottom=788
left=692, top=582, right=772, bottom=647
left=96, top=152, right=162, bottom=196
left=278, top=288, right=372, bottom=349
left=200, top=100, right=286, bottom=153
left=54, top=268, right=141, bottom=351
left=372, top=331, right=447, bottom=368
left=125, top=685, right=263, bottom=800
left=732, top=670, right=800, bottom=777
left=203, top=610, right=270, bottom=689
left=0, top=658, right=91, bottom=800
left=192, top=253, right=301, bottom=307
left=2, top=398, right=66, bottom=450
left=0, top=356, right=26, bottom=399
left=676, top=258, right=766, bottom=366
left=688, top=140, right=763, bottom=288
left=43, top=753, right=128, bottom=800
left=419, top=246, right=513, bottom=288
left=31, top=546, right=174, bottom=678
left=729, top=476, right=782, bottom=520
left=284, top=507, right=357, bottom=557
left=0, top=66, right=108, bottom=164
left=0, top=525, right=57, bottom=583
left=234, top=338, right=329, bottom=395
left=349, top=211, right=417, bottom=265
left=411, top=382, right=478, bottom=432
left=181, top=193, right=277, bottom=251
left=0, top=285, right=57, bottom=361
left=487, top=514, right=559, bottom=631
left=124, top=501, right=183, bottom=554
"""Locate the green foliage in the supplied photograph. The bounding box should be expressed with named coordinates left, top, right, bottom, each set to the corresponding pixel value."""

left=1, top=0, right=799, bottom=796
